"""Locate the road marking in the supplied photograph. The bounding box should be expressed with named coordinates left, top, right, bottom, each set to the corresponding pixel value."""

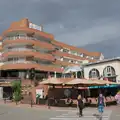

left=55, top=109, right=76, bottom=112
left=51, top=109, right=112, bottom=120
left=56, top=115, right=109, bottom=118
left=50, top=118, right=109, bottom=120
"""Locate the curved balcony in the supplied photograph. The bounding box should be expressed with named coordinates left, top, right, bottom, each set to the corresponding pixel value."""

left=53, top=51, right=96, bottom=62
left=1, top=63, right=63, bottom=73
left=52, top=40, right=101, bottom=57
left=2, top=51, right=55, bottom=62
left=3, top=48, right=36, bottom=53
left=2, top=28, right=54, bottom=40
left=3, top=37, right=55, bottom=51
left=53, top=60, right=80, bottom=67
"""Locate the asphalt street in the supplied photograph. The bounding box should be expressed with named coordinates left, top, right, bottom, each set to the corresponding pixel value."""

left=0, top=104, right=119, bottom=120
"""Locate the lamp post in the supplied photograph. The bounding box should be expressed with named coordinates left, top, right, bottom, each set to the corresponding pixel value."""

left=29, top=68, right=36, bottom=85
left=26, top=68, right=36, bottom=107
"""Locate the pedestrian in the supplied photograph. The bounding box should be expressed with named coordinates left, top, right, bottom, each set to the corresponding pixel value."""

left=47, top=95, right=51, bottom=109
left=77, top=94, right=84, bottom=117
left=97, top=93, right=106, bottom=119
left=115, top=91, right=120, bottom=105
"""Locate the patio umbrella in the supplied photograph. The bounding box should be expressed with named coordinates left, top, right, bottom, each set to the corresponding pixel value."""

left=40, top=77, right=63, bottom=85
left=65, top=78, right=105, bottom=87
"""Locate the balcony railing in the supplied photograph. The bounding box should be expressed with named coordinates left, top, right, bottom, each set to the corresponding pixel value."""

left=0, top=77, right=21, bottom=82
left=3, top=36, right=37, bottom=41
left=4, top=61, right=36, bottom=64
left=4, top=60, right=54, bottom=66
left=3, top=48, right=36, bottom=52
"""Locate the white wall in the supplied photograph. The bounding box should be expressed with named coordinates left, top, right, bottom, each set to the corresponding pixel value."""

left=84, top=60, right=120, bottom=83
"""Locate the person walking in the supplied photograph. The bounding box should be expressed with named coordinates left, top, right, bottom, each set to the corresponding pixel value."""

left=115, top=91, right=120, bottom=105
left=77, top=95, right=84, bottom=117
left=97, top=93, right=106, bottom=119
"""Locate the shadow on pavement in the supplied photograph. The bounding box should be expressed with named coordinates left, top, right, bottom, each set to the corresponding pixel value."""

left=93, top=113, right=102, bottom=120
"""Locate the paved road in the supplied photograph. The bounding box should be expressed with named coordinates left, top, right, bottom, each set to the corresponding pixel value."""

left=0, top=104, right=119, bottom=120
left=50, top=108, right=112, bottom=120
left=110, top=105, right=120, bottom=120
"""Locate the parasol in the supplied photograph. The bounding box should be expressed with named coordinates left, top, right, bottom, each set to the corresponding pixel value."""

left=65, top=78, right=105, bottom=87
left=40, top=77, right=63, bottom=85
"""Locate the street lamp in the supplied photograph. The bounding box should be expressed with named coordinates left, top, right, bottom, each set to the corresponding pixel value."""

left=30, top=68, right=35, bottom=80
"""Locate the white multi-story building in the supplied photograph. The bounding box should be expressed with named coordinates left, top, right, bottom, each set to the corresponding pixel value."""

left=84, top=57, right=120, bottom=83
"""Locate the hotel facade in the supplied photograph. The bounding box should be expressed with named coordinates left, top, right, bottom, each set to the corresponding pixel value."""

left=0, top=18, right=104, bottom=81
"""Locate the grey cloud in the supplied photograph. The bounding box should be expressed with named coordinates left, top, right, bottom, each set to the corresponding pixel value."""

left=0, top=0, right=120, bottom=46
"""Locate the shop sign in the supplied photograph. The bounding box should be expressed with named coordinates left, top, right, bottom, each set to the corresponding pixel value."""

left=29, top=23, right=42, bottom=31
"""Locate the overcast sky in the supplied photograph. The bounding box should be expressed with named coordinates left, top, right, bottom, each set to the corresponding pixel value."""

left=0, top=0, right=120, bottom=46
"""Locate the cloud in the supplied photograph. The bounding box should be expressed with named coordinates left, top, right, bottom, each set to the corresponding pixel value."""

left=0, top=0, right=120, bottom=46
left=56, top=18, right=120, bottom=46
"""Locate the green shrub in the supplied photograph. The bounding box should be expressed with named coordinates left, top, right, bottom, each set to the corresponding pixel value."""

left=11, top=80, right=22, bottom=103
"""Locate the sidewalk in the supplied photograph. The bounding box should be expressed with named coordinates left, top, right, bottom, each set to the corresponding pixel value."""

left=0, top=100, right=76, bottom=110
left=0, top=100, right=48, bottom=109
left=0, top=100, right=118, bottom=111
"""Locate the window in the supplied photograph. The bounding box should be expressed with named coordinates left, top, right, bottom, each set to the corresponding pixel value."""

left=8, top=58, right=13, bottom=61
left=89, top=68, right=100, bottom=78
left=63, top=49, right=68, bottom=52
left=106, top=66, right=111, bottom=73
left=103, top=66, right=116, bottom=77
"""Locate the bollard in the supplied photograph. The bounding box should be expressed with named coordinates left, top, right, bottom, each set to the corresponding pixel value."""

left=4, top=98, right=6, bottom=104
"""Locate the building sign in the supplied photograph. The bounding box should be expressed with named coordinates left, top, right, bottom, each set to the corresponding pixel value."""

left=36, top=89, right=44, bottom=99
left=29, top=23, right=42, bottom=31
